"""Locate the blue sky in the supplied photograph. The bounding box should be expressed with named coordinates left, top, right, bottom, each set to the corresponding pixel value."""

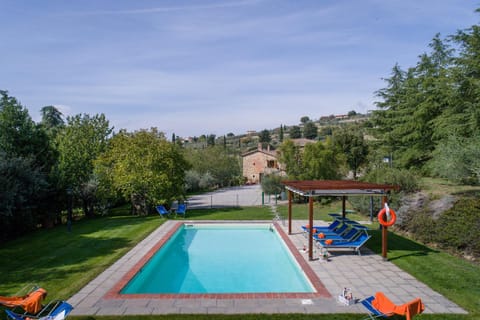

left=1, top=1, right=478, bottom=137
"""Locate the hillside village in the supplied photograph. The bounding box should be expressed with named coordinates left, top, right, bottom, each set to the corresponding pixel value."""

left=181, top=111, right=370, bottom=153
left=178, top=111, right=370, bottom=184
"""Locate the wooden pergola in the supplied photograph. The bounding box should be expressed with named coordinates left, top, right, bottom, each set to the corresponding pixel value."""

left=282, top=180, right=399, bottom=261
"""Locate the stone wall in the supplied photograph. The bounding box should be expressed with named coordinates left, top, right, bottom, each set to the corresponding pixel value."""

left=242, top=151, right=279, bottom=184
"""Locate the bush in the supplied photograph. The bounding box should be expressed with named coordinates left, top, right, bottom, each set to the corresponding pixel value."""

left=261, top=174, right=284, bottom=195
left=362, top=167, right=420, bottom=193
left=348, top=195, right=384, bottom=217
left=435, top=198, right=480, bottom=257
left=199, top=172, right=215, bottom=190
left=428, top=134, right=480, bottom=185
left=399, top=196, right=480, bottom=259
left=185, top=170, right=201, bottom=192
left=404, top=209, right=437, bottom=244
left=349, top=167, right=420, bottom=215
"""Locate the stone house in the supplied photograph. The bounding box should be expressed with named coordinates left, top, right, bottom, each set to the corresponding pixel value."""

left=241, top=143, right=281, bottom=184
left=241, top=139, right=316, bottom=184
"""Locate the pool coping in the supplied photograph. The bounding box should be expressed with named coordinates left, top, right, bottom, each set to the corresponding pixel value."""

left=105, top=221, right=330, bottom=300
left=68, top=219, right=468, bottom=315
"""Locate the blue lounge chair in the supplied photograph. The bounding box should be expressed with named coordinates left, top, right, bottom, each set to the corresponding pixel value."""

left=156, top=205, right=170, bottom=217
left=316, top=232, right=372, bottom=255
left=301, top=219, right=341, bottom=234
left=313, top=227, right=365, bottom=243
left=176, top=204, right=187, bottom=218
left=302, top=216, right=361, bottom=235
left=5, top=300, right=73, bottom=320
left=361, top=295, right=389, bottom=319
left=302, top=220, right=351, bottom=238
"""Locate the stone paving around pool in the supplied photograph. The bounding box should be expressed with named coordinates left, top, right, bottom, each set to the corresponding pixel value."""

left=68, top=219, right=467, bottom=316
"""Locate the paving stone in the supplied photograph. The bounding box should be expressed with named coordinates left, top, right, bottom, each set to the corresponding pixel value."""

left=67, top=219, right=467, bottom=315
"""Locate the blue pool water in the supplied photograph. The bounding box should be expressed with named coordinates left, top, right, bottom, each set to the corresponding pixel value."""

left=121, top=224, right=314, bottom=294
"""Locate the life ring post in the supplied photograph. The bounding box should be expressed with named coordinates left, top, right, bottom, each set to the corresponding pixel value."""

left=380, top=197, right=394, bottom=261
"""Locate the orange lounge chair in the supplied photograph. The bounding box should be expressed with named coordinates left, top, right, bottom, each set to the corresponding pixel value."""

left=361, top=291, right=425, bottom=320
left=0, top=287, right=47, bottom=314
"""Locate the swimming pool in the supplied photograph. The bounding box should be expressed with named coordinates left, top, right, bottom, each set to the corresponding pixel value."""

left=121, top=223, right=315, bottom=294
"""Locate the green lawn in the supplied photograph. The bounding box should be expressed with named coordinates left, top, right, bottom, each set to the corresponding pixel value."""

left=0, top=215, right=163, bottom=299
left=0, top=205, right=479, bottom=320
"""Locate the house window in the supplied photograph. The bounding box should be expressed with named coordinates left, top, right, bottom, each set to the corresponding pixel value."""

left=267, top=160, right=276, bottom=168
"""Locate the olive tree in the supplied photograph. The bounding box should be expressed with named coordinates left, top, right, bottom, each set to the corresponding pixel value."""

left=95, top=128, right=190, bottom=215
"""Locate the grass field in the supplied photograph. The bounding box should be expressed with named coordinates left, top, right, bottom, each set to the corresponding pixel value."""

left=0, top=204, right=479, bottom=320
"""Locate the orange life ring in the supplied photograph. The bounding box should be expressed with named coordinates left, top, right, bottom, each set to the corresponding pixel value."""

left=378, top=208, right=397, bottom=227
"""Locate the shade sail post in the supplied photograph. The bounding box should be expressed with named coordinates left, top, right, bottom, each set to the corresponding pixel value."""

left=288, top=190, right=293, bottom=235
left=308, top=196, right=314, bottom=261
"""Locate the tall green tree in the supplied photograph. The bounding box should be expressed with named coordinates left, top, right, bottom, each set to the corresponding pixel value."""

left=278, top=139, right=303, bottom=179
left=333, top=126, right=368, bottom=179
left=303, top=121, right=318, bottom=140
left=300, top=116, right=310, bottom=124
left=288, top=125, right=301, bottom=139
left=300, top=139, right=344, bottom=180
left=0, top=153, right=48, bottom=240
left=372, top=34, right=454, bottom=169
left=0, top=91, right=56, bottom=236
left=95, top=128, right=189, bottom=215
left=0, top=91, right=52, bottom=166
left=56, top=113, right=113, bottom=217
left=434, top=25, right=480, bottom=139
left=259, top=129, right=271, bottom=145
left=278, top=138, right=344, bottom=180
left=41, top=105, right=64, bottom=131
left=207, top=134, right=216, bottom=146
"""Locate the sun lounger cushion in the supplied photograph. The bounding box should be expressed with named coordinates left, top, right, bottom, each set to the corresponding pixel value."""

left=372, top=292, right=425, bottom=320
left=0, top=288, right=47, bottom=314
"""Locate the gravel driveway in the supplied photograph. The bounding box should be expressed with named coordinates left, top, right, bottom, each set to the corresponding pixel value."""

left=186, top=185, right=274, bottom=208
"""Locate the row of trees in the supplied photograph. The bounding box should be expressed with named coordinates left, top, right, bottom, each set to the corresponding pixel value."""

left=371, top=23, right=480, bottom=183
left=0, top=91, right=242, bottom=241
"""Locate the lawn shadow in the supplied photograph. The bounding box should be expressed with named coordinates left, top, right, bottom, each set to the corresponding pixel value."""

left=168, top=207, right=262, bottom=219
left=368, top=230, right=439, bottom=261
left=0, top=234, right=131, bottom=288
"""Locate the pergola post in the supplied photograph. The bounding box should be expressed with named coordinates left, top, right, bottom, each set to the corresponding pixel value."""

left=288, top=190, right=293, bottom=235
left=381, top=195, right=388, bottom=261
left=308, top=196, right=314, bottom=260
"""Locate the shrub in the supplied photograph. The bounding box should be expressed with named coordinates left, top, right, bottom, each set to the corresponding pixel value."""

left=348, top=168, right=419, bottom=215
left=261, top=174, right=284, bottom=195
left=199, top=172, right=215, bottom=190
left=185, top=170, right=201, bottom=192
left=435, top=198, right=480, bottom=257
left=362, top=167, right=420, bottom=193
left=404, top=209, right=437, bottom=244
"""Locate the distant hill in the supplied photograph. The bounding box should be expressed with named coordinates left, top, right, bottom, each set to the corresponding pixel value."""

left=181, top=112, right=370, bottom=154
